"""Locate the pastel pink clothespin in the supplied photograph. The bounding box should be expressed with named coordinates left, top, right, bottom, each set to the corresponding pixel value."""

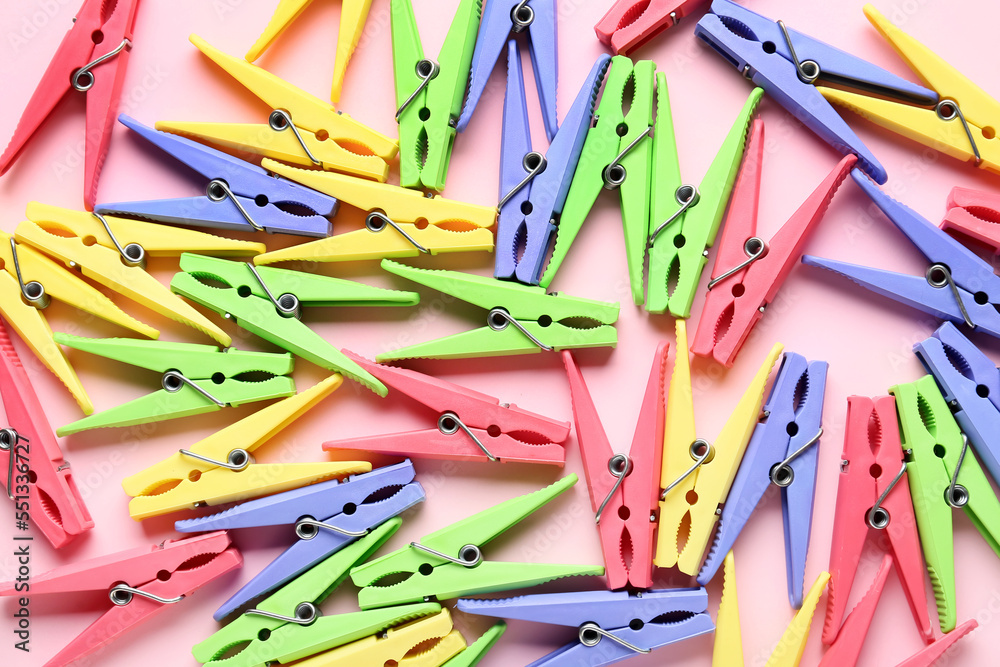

left=594, top=0, right=709, bottom=55
left=818, top=554, right=893, bottom=667
left=895, top=619, right=978, bottom=667
left=940, top=186, right=1000, bottom=253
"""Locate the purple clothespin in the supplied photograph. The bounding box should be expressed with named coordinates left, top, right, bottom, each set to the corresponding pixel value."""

left=457, top=588, right=714, bottom=666
left=803, top=169, right=1000, bottom=337
left=458, top=0, right=558, bottom=140
left=695, top=0, right=937, bottom=184
left=95, top=115, right=337, bottom=237
left=697, top=353, right=827, bottom=608
left=495, top=48, right=610, bottom=284
left=175, top=460, right=424, bottom=620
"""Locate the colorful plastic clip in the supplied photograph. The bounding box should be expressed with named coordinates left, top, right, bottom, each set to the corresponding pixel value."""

left=894, top=620, right=978, bottom=667
left=377, top=259, right=619, bottom=361
left=254, top=159, right=495, bottom=264
left=442, top=623, right=506, bottom=667
left=713, top=552, right=743, bottom=666
left=158, top=36, right=397, bottom=181
left=53, top=334, right=295, bottom=436
left=940, top=186, right=1000, bottom=254
left=692, top=124, right=856, bottom=367
left=0, top=0, right=140, bottom=208
left=391, top=0, right=482, bottom=191
left=595, top=0, right=709, bottom=55
left=96, top=115, right=337, bottom=237
left=698, top=353, right=828, bottom=608
left=457, top=588, right=715, bottom=666
left=0, top=532, right=241, bottom=667
left=765, top=571, right=829, bottom=667
left=563, top=343, right=667, bottom=589
left=656, top=319, right=782, bottom=575
left=695, top=0, right=938, bottom=184
left=350, top=474, right=604, bottom=609
left=176, top=461, right=424, bottom=619
left=0, top=318, right=92, bottom=547
left=819, top=554, right=892, bottom=667
left=324, top=352, right=569, bottom=464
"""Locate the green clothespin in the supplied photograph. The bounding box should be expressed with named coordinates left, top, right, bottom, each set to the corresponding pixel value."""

left=442, top=622, right=506, bottom=667
left=54, top=334, right=295, bottom=436
left=193, top=518, right=441, bottom=667
left=392, top=0, right=482, bottom=192
left=891, top=375, right=1000, bottom=633
left=646, top=82, right=762, bottom=316
left=541, top=56, right=655, bottom=305
left=350, top=474, right=605, bottom=609
left=170, top=254, right=419, bottom=396
left=377, top=259, right=619, bottom=361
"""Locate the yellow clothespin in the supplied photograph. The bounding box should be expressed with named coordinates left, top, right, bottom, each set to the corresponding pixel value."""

left=254, top=160, right=495, bottom=265
left=714, top=551, right=744, bottom=667
left=656, top=319, right=782, bottom=575
left=765, top=572, right=829, bottom=667
left=158, top=36, right=397, bottom=182
left=16, top=203, right=239, bottom=345
left=246, top=0, right=373, bottom=104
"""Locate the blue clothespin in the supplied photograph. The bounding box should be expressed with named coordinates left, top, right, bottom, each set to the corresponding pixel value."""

left=456, top=588, right=715, bottom=666
left=802, top=169, right=1000, bottom=337
left=697, top=353, right=828, bottom=608
left=175, top=461, right=424, bottom=621
left=695, top=0, right=937, bottom=184
left=458, top=0, right=557, bottom=140
left=495, top=49, right=610, bottom=284
left=96, top=116, right=337, bottom=237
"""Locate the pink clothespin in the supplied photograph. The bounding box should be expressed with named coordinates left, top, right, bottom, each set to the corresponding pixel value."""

left=594, top=0, right=709, bottom=55
left=940, top=186, right=1000, bottom=253
left=819, top=554, right=893, bottom=667
left=895, top=620, right=978, bottom=667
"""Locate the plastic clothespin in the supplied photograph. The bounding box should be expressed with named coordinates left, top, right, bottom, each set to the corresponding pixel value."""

left=441, top=623, right=506, bottom=667
left=459, top=0, right=557, bottom=140
left=53, top=334, right=296, bottom=436
left=940, top=186, right=1000, bottom=254
left=16, top=202, right=261, bottom=346
left=692, top=124, right=856, bottom=367
left=175, top=461, right=424, bottom=619
left=0, top=318, right=92, bottom=547
left=818, top=554, right=892, bottom=667
left=563, top=343, right=667, bottom=589
left=803, top=170, right=1000, bottom=338
left=894, top=619, right=978, bottom=667
left=323, top=352, right=569, bottom=465
left=541, top=56, right=654, bottom=303
left=351, top=474, right=604, bottom=609
left=192, top=519, right=439, bottom=666
left=656, top=319, right=782, bottom=575
left=825, top=396, right=932, bottom=645
left=391, top=0, right=481, bottom=191
left=698, top=353, right=828, bottom=608
left=892, top=375, right=1000, bottom=633
left=253, top=159, right=495, bottom=264
left=457, top=588, right=715, bottom=666
left=765, top=571, right=829, bottom=667
left=713, top=552, right=743, bottom=666
left=96, top=115, right=337, bottom=237
left=120, top=375, right=351, bottom=520
left=0, top=0, right=140, bottom=209
left=158, top=36, right=397, bottom=181
left=0, top=532, right=241, bottom=667
left=246, top=0, right=373, bottom=103
left=170, top=254, right=418, bottom=395
left=377, top=259, right=619, bottom=361
left=495, top=47, right=609, bottom=285
left=822, top=5, right=1000, bottom=177
left=595, top=0, right=709, bottom=55
left=695, top=0, right=939, bottom=184
left=645, top=80, right=761, bottom=317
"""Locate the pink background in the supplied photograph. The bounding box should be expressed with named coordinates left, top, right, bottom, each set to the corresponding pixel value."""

left=1, top=0, right=999, bottom=665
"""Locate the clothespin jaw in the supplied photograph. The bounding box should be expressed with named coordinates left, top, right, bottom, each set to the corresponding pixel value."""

left=891, top=375, right=1000, bottom=634
left=254, top=159, right=496, bottom=264
left=765, top=571, right=829, bottom=667
left=158, top=35, right=397, bottom=181
left=821, top=5, right=1000, bottom=176
left=377, top=260, right=619, bottom=361
left=391, top=0, right=483, bottom=191
left=646, top=83, right=763, bottom=316
left=324, top=352, right=569, bottom=465
left=713, top=552, right=744, bottom=666
left=894, top=619, right=978, bottom=667
left=563, top=342, right=667, bottom=589
left=0, top=0, right=141, bottom=209
left=595, top=0, right=709, bottom=55
left=818, top=554, right=892, bottom=667
left=246, top=0, right=374, bottom=103
left=941, top=187, right=1000, bottom=254
left=53, top=334, right=296, bottom=436
left=350, top=474, right=604, bottom=609
left=656, top=319, right=782, bottom=575
left=442, top=622, right=506, bottom=667
left=0, top=318, right=93, bottom=547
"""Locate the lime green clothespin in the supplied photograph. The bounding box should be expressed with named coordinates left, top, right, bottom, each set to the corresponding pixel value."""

left=442, top=622, right=506, bottom=667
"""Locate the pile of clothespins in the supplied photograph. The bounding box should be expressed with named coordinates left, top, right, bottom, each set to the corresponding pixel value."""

left=0, top=0, right=998, bottom=665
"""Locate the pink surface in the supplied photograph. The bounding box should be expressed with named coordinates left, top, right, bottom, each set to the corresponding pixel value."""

left=0, top=0, right=999, bottom=665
